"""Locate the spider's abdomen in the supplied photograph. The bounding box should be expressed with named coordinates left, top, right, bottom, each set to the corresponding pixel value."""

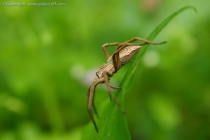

left=107, top=45, right=141, bottom=64
left=119, top=45, right=141, bottom=65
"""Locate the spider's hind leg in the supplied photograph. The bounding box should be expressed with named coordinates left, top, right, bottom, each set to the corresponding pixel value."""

left=109, top=84, right=122, bottom=100
left=102, top=71, right=126, bottom=114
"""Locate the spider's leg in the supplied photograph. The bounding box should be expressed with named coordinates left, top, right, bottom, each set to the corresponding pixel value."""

left=115, top=42, right=137, bottom=50
left=87, top=83, right=98, bottom=132
left=92, top=90, right=99, bottom=119
left=112, top=43, right=138, bottom=71
left=102, top=71, right=126, bottom=114
left=112, top=51, right=120, bottom=71
left=111, top=85, right=122, bottom=89
left=114, top=37, right=166, bottom=53
left=101, top=42, right=120, bottom=59
left=112, top=39, right=166, bottom=71
left=123, top=37, right=167, bottom=45
left=87, top=78, right=104, bottom=133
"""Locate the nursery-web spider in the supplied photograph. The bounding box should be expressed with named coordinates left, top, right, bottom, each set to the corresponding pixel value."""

left=87, top=37, right=166, bottom=132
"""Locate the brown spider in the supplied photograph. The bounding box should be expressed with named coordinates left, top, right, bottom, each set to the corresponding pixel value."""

left=87, top=37, right=166, bottom=132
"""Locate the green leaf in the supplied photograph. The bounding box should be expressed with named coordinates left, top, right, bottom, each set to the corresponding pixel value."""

left=82, top=5, right=197, bottom=140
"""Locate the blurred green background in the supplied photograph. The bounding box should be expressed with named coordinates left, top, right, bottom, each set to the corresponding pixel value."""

left=0, top=0, right=210, bottom=140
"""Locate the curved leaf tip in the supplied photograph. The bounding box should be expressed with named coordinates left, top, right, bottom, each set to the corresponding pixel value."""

left=183, top=5, right=198, bottom=13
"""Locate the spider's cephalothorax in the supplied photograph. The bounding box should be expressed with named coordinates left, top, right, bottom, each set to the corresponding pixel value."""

left=87, top=37, right=166, bottom=133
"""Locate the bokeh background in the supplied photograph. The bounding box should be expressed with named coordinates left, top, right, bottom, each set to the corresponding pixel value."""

left=0, top=0, right=210, bottom=140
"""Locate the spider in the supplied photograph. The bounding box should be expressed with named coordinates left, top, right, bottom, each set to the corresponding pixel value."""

left=87, top=37, right=166, bottom=132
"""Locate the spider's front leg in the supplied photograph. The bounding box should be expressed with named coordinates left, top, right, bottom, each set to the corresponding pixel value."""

left=101, top=42, right=119, bottom=60
left=114, top=37, right=166, bottom=55
left=87, top=78, right=104, bottom=133
left=119, top=37, right=166, bottom=47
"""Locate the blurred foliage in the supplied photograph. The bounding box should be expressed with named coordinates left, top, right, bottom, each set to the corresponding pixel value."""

left=0, top=0, right=210, bottom=140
